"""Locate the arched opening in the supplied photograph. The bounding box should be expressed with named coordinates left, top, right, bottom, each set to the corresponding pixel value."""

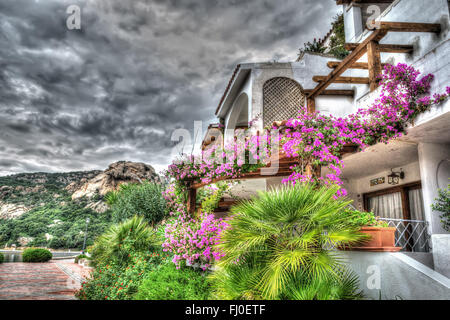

left=225, top=93, right=249, bottom=143
left=263, top=77, right=305, bottom=127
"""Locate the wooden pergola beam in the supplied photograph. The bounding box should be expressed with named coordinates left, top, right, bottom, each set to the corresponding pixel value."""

left=313, top=76, right=370, bottom=84
left=190, top=170, right=292, bottom=190
left=307, top=22, right=441, bottom=99
left=345, top=43, right=414, bottom=53
left=307, top=28, right=387, bottom=99
left=379, top=22, right=441, bottom=34
left=304, top=89, right=355, bottom=97
left=189, top=142, right=360, bottom=190
left=327, top=61, right=387, bottom=70
left=186, top=140, right=360, bottom=199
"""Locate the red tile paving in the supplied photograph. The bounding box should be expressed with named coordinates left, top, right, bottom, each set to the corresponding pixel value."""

left=0, top=261, right=90, bottom=300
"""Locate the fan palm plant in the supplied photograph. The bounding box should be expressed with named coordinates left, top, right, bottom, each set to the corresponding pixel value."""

left=91, top=215, right=159, bottom=266
left=210, top=183, right=366, bottom=300
left=283, top=267, right=363, bottom=300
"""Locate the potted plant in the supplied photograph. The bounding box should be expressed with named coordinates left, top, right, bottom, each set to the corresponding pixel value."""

left=341, top=209, right=401, bottom=252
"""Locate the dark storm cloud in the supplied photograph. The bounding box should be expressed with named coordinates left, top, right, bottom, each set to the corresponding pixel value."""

left=0, top=0, right=340, bottom=175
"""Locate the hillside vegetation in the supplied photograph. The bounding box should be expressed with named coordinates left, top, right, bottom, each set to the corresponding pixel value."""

left=0, top=171, right=111, bottom=249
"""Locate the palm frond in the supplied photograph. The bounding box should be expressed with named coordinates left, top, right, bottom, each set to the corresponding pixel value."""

left=211, top=183, right=364, bottom=300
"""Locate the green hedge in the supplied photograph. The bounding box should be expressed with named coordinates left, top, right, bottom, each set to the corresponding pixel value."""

left=0, top=252, right=4, bottom=263
left=22, top=248, right=52, bottom=262
left=134, top=263, right=211, bottom=300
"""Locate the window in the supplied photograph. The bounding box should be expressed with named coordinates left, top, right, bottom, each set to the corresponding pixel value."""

left=368, top=192, right=403, bottom=219
left=364, top=181, right=429, bottom=252
left=363, top=181, right=423, bottom=220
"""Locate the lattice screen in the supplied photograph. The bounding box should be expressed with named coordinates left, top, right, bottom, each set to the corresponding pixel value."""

left=263, top=77, right=305, bottom=127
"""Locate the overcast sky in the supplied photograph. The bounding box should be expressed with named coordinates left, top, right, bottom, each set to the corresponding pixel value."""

left=0, top=0, right=340, bottom=176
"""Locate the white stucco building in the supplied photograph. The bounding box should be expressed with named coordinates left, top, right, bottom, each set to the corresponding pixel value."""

left=202, top=0, right=450, bottom=298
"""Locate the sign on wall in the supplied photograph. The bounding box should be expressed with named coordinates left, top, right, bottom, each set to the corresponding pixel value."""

left=370, top=177, right=385, bottom=187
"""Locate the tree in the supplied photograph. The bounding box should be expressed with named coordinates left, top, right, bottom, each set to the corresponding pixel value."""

left=106, top=182, right=167, bottom=225
left=210, top=183, right=365, bottom=300
left=90, top=215, right=159, bottom=267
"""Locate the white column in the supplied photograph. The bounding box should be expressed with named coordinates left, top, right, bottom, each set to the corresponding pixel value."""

left=343, top=4, right=363, bottom=43
left=418, top=142, right=450, bottom=235
left=418, top=143, right=450, bottom=277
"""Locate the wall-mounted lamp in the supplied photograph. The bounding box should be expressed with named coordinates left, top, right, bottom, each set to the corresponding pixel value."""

left=387, top=168, right=405, bottom=185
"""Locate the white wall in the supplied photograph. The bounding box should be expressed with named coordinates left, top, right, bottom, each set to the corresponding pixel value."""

left=342, top=161, right=421, bottom=210
left=418, top=142, right=450, bottom=235
left=224, top=73, right=252, bottom=143
left=343, top=4, right=363, bottom=43
left=243, top=55, right=356, bottom=132
left=224, top=92, right=249, bottom=142
left=336, top=0, right=450, bottom=118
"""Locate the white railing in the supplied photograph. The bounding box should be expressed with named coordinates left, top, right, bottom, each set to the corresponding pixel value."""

left=379, top=218, right=431, bottom=252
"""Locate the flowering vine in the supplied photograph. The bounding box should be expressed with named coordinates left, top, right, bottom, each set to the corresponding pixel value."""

left=165, top=63, right=449, bottom=197
left=279, top=63, right=449, bottom=195
left=162, top=182, right=230, bottom=269
left=165, top=130, right=272, bottom=188
left=161, top=63, right=449, bottom=268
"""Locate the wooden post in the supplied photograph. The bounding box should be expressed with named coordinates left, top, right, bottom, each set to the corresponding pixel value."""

left=307, top=97, right=315, bottom=113
left=400, top=186, right=413, bottom=251
left=305, top=164, right=322, bottom=183
left=314, top=165, right=322, bottom=178
left=367, top=40, right=382, bottom=92
left=305, top=164, right=312, bottom=178
left=187, top=186, right=197, bottom=215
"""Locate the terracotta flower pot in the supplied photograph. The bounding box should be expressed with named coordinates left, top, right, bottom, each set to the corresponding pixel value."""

left=339, top=226, right=401, bottom=252
left=359, top=226, right=383, bottom=247
left=380, top=227, right=397, bottom=247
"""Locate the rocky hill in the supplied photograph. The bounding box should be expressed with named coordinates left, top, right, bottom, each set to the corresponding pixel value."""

left=0, top=161, right=162, bottom=248
left=69, top=161, right=162, bottom=200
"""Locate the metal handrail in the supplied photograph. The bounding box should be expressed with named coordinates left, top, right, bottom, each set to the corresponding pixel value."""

left=378, top=218, right=428, bottom=223
left=378, top=218, right=431, bottom=252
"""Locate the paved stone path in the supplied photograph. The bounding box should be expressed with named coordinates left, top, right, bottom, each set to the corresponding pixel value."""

left=0, top=261, right=89, bottom=300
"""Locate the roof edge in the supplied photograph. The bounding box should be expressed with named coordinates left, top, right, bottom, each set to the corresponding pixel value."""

left=215, top=64, right=241, bottom=116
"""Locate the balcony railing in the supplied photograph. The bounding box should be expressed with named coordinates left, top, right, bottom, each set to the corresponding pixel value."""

left=379, top=218, right=431, bottom=252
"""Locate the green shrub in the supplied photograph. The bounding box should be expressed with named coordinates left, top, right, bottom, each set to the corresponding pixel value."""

left=328, top=13, right=349, bottom=59
left=200, top=183, right=232, bottom=214
left=106, top=182, right=167, bottom=225
left=297, top=13, right=349, bottom=60
left=342, top=209, right=389, bottom=228
left=90, top=216, right=159, bottom=267
left=22, top=248, right=52, bottom=262
left=0, top=252, right=4, bottom=263
left=76, top=251, right=170, bottom=300
left=134, top=263, right=211, bottom=300
left=432, top=185, right=450, bottom=231
left=74, top=254, right=90, bottom=264
left=210, top=184, right=365, bottom=300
